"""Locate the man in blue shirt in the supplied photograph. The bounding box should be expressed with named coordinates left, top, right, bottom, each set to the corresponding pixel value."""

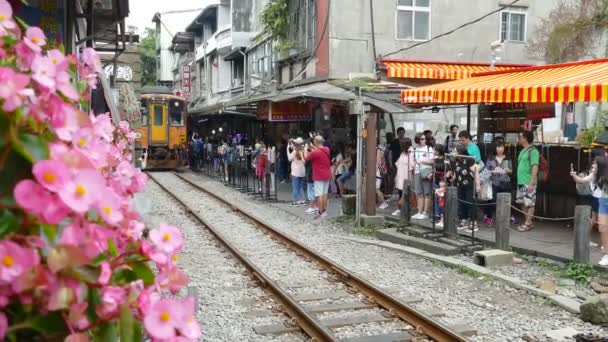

left=458, top=131, right=481, bottom=163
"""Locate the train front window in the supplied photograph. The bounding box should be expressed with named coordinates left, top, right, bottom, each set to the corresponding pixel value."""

left=153, top=106, right=163, bottom=125
left=169, top=100, right=185, bottom=126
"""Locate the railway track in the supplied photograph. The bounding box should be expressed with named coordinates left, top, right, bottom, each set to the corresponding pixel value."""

left=147, top=171, right=468, bottom=342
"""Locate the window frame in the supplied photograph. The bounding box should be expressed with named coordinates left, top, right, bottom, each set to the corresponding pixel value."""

left=499, top=8, right=527, bottom=43
left=395, top=0, right=431, bottom=42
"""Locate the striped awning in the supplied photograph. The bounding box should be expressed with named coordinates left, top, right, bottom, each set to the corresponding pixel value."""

left=382, top=59, right=528, bottom=80
left=401, top=59, right=608, bottom=104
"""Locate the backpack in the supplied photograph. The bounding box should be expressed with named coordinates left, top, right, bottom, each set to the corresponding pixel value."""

left=528, top=148, right=549, bottom=184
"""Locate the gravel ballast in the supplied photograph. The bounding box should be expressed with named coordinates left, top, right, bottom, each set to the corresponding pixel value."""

left=176, top=171, right=608, bottom=341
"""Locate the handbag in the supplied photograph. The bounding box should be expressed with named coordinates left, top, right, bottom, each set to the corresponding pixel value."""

left=420, top=167, right=433, bottom=179
left=478, top=180, right=493, bottom=201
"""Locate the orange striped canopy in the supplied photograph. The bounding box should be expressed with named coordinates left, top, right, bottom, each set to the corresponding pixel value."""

left=382, top=59, right=527, bottom=80
left=401, top=59, right=608, bottom=104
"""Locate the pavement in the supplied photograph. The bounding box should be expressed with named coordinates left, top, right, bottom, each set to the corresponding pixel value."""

left=195, top=170, right=604, bottom=264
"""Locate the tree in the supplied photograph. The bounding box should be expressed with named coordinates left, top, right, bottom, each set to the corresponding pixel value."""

left=527, top=0, right=608, bottom=63
left=140, top=27, right=157, bottom=86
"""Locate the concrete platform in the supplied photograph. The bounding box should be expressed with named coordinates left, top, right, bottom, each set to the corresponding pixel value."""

left=360, top=214, right=385, bottom=226
left=376, top=228, right=461, bottom=255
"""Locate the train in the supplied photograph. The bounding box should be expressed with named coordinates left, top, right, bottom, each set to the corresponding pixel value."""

left=135, top=87, right=188, bottom=169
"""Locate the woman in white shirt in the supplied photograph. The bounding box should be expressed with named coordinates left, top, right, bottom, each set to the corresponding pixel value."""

left=392, top=138, right=414, bottom=216
left=412, top=133, right=434, bottom=220
left=288, top=138, right=306, bottom=206
left=572, top=156, right=608, bottom=266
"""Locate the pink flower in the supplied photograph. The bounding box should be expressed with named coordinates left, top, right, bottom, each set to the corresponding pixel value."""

left=58, top=169, right=105, bottom=213
left=31, top=56, right=57, bottom=90
left=0, top=0, right=16, bottom=37
left=123, top=220, right=144, bottom=240
left=56, top=70, right=79, bottom=100
left=144, top=299, right=182, bottom=339
left=14, top=179, right=51, bottom=215
left=0, top=67, right=31, bottom=112
left=67, top=302, right=90, bottom=331
left=177, top=297, right=201, bottom=340
left=149, top=225, right=183, bottom=255
left=15, top=42, right=35, bottom=70
left=0, top=311, right=6, bottom=341
left=41, top=194, right=71, bottom=224
left=91, top=113, right=115, bottom=142
left=24, top=27, right=46, bottom=52
left=137, top=287, right=159, bottom=317
left=96, top=286, right=126, bottom=320
left=158, top=265, right=189, bottom=295
left=47, top=49, right=67, bottom=67
left=32, top=159, right=71, bottom=192
left=0, top=241, right=38, bottom=284
left=98, top=262, right=111, bottom=285
left=97, top=190, right=124, bottom=225
left=82, top=48, right=102, bottom=73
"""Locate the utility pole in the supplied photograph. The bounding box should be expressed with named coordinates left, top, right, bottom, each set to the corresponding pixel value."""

left=354, top=88, right=364, bottom=229
left=365, top=112, right=377, bottom=216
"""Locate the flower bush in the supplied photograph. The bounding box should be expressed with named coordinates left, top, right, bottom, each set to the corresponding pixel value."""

left=0, top=1, right=200, bottom=341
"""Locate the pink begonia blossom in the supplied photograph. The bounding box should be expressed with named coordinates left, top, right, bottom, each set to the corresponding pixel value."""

left=41, top=195, right=71, bottom=224
left=52, top=102, right=80, bottom=141
left=91, top=113, right=115, bottom=142
left=32, top=159, right=71, bottom=192
left=31, top=55, right=57, bottom=90
left=15, top=42, right=35, bottom=70
left=123, top=220, right=144, bottom=240
left=97, top=190, right=124, bottom=226
left=159, top=265, right=189, bottom=295
left=23, top=27, right=46, bottom=53
left=98, top=262, right=111, bottom=285
left=0, top=67, right=32, bottom=112
left=47, top=49, right=67, bottom=67
left=0, top=311, right=6, bottom=341
left=47, top=284, right=75, bottom=311
left=177, top=297, right=201, bottom=340
left=149, top=224, right=183, bottom=255
left=82, top=47, right=102, bottom=73
left=0, top=241, right=38, bottom=284
left=96, top=286, right=127, bottom=320
left=0, top=0, right=16, bottom=33
left=14, top=179, right=51, bottom=215
left=56, top=71, right=79, bottom=100
left=137, top=287, right=160, bottom=317
left=58, top=169, right=105, bottom=213
left=144, top=299, right=183, bottom=339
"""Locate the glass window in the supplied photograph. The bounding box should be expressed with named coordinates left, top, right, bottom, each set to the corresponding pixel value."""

left=500, top=10, right=526, bottom=42
left=153, top=106, right=163, bottom=126
left=397, top=0, right=430, bottom=40
left=169, top=101, right=184, bottom=126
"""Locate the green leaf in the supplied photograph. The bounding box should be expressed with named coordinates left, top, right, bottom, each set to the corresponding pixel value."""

left=14, top=16, right=29, bottom=29
left=63, top=266, right=99, bottom=284
left=91, top=252, right=108, bottom=265
left=12, top=133, right=49, bottom=163
left=111, top=268, right=137, bottom=285
left=0, top=209, right=20, bottom=238
left=30, top=311, right=68, bottom=337
left=40, top=224, right=57, bottom=243
left=107, top=238, right=118, bottom=257
left=86, top=288, right=101, bottom=322
left=131, top=262, right=155, bottom=286
left=0, top=150, right=30, bottom=194
left=94, top=322, right=117, bottom=342
left=119, top=304, right=139, bottom=342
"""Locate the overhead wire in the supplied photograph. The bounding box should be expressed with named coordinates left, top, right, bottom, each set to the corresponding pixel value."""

left=380, top=0, right=521, bottom=59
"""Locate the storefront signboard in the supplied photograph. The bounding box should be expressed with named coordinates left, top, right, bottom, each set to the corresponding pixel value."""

left=256, top=101, right=312, bottom=122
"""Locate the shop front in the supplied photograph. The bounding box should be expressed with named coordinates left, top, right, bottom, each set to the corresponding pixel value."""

left=400, top=58, right=608, bottom=218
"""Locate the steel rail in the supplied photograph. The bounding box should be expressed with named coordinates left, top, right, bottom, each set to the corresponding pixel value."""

left=147, top=172, right=338, bottom=342
left=171, top=171, right=468, bottom=342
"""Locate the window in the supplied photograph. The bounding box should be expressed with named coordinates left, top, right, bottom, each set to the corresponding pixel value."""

left=153, top=106, right=163, bottom=126
left=501, top=10, right=526, bottom=42
left=396, top=0, right=430, bottom=41
left=169, top=101, right=184, bottom=126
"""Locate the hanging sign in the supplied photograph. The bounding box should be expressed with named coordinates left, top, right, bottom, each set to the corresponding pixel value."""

left=256, top=101, right=312, bottom=122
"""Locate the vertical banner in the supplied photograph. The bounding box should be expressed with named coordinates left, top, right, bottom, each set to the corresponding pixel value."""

left=182, top=65, right=191, bottom=99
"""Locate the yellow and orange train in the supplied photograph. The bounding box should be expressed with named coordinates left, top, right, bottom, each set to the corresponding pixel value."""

left=135, top=88, right=188, bottom=169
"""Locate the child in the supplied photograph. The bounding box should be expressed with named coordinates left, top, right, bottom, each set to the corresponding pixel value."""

left=435, top=181, right=447, bottom=227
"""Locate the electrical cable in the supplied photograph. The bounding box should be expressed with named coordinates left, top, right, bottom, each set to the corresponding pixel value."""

left=380, top=0, right=520, bottom=59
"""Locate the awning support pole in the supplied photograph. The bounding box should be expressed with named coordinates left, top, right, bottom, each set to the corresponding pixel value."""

left=365, top=112, right=377, bottom=216
left=466, top=104, right=471, bottom=132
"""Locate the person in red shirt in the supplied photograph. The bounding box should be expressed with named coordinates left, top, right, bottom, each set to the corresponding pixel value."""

left=305, top=135, right=332, bottom=219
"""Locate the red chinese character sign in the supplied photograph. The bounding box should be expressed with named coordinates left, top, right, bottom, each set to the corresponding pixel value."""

left=181, top=65, right=191, bottom=99
left=256, top=101, right=312, bottom=122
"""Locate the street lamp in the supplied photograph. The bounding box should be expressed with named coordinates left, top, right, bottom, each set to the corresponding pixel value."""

left=212, top=130, right=216, bottom=135
left=219, top=127, right=223, bottom=132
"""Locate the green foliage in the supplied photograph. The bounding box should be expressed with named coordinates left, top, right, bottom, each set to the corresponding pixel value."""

left=119, top=304, right=142, bottom=342
left=140, top=27, right=157, bottom=86
left=259, top=0, right=295, bottom=53
left=94, top=322, right=117, bottom=342
left=578, top=110, right=608, bottom=146
left=562, top=262, right=595, bottom=284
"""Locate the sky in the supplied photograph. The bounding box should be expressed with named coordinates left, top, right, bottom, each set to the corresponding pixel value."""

left=126, top=0, right=213, bottom=34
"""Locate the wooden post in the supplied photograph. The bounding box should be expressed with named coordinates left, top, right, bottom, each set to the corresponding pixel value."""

left=445, top=186, right=458, bottom=236
left=574, top=205, right=592, bottom=264
left=495, top=192, right=511, bottom=251
left=399, top=180, right=411, bottom=226
left=365, top=113, right=377, bottom=216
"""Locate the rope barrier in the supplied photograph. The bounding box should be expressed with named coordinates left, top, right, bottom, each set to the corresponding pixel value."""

left=508, top=205, right=576, bottom=222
